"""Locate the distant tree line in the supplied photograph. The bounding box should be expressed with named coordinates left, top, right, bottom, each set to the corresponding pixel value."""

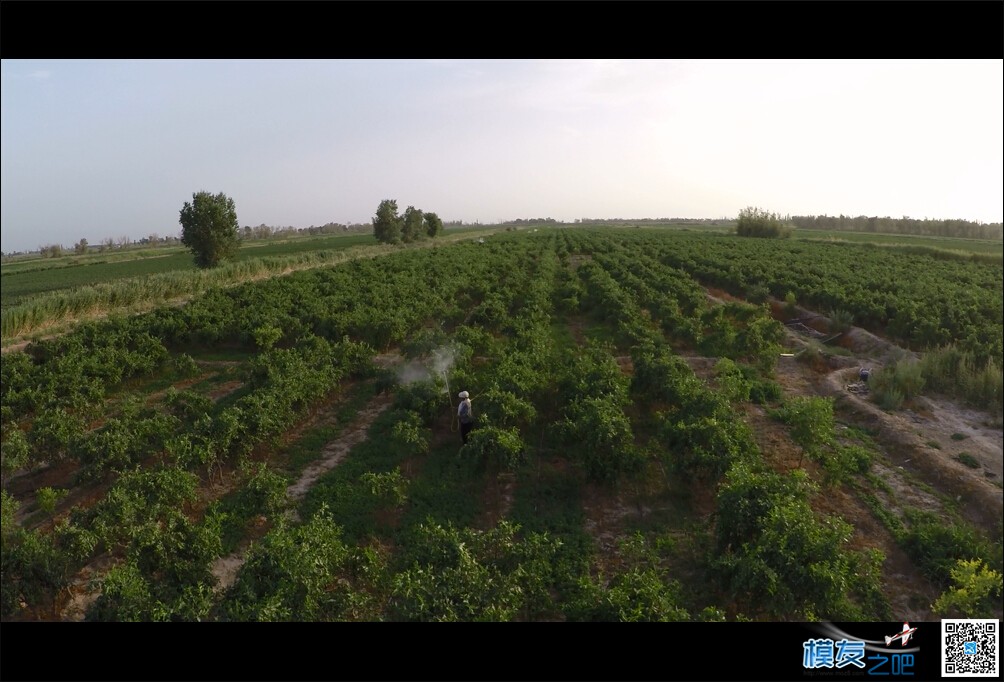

left=4, top=221, right=371, bottom=260
left=791, top=214, right=1003, bottom=240
left=26, top=234, right=183, bottom=259
left=575, top=217, right=734, bottom=226
left=239, top=222, right=371, bottom=240
left=500, top=217, right=560, bottom=226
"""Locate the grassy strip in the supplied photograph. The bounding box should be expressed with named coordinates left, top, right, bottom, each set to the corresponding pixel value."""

left=1, top=235, right=384, bottom=306
left=1, top=246, right=190, bottom=275
left=1, top=231, right=491, bottom=345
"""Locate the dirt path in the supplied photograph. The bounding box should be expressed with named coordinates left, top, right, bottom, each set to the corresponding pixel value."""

left=822, top=365, right=1002, bottom=530
left=209, top=402, right=391, bottom=594
left=286, top=403, right=392, bottom=507
left=481, top=471, right=518, bottom=529
left=207, top=351, right=409, bottom=596
left=59, top=556, right=119, bottom=622
left=768, top=309, right=1002, bottom=530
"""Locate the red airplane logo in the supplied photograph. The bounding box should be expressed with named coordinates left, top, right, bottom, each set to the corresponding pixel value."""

left=885, top=622, right=917, bottom=646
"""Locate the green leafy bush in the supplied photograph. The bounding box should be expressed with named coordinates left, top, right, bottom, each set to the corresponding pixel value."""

left=713, top=463, right=886, bottom=619
left=899, top=510, right=995, bottom=587
left=561, top=396, right=640, bottom=483
left=392, top=380, right=448, bottom=427
left=389, top=410, right=429, bottom=457
left=237, top=459, right=288, bottom=518
left=461, top=425, right=527, bottom=471
left=564, top=533, right=690, bottom=622
left=931, top=559, right=1003, bottom=617
left=1, top=428, right=30, bottom=483
left=360, top=468, right=408, bottom=507
left=749, top=378, right=783, bottom=404
left=164, top=388, right=213, bottom=422
left=919, top=345, right=1002, bottom=415
left=773, top=396, right=835, bottom=455
left=735, top=207, right=792, bottom=238
left=251, top=324, right=283, bottom=350
left=875, top=385, right=905, bottom=411
left=659, top=413, right=757, bottom=482
left=784, top=291, right=798, bottom=317
left=36, top=487, right=67, bottom=517
left=390, top=520, right=559, bottom=621
left=746, top=283, right=771, bottom=304
left=476, top=383, right=537, bottom=429
left=224, top=508, right=386, bottom=621
left=714, top=358, right=752, bottom=403
left=173, top=353, right=201, bottom=377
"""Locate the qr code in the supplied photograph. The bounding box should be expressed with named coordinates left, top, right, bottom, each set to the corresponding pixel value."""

left=943, top=619, right=999, bottom=677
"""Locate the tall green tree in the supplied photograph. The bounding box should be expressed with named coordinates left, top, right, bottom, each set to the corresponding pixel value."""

left=179, top=191, right=240, bottom=268
left=402, top=206, right=425, bottom=243
left=424, top=212, right=443, bottom=238
left=373, top=199, right=402, bottom=244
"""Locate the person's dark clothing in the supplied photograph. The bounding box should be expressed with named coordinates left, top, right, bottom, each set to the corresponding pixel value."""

left=458, top=398, right=473, bottom=444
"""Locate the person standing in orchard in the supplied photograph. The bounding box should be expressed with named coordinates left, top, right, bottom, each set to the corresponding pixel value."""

left=457, top=391, right=474, bottom=444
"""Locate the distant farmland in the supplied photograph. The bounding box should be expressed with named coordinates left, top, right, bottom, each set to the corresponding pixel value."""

left=1, top=233, right=378, bottom=308
left=2, top=226, right=1001, bottom=626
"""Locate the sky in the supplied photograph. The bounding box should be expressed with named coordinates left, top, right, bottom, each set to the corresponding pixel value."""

left=1, top=59, right=1002, bottom=253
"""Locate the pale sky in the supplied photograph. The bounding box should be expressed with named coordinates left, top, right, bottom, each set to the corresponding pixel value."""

left=1, top=59, right=1002, bottom=253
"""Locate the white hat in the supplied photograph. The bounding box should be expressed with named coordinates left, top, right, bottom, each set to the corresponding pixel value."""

left=458, top=391, right=469, bottom=399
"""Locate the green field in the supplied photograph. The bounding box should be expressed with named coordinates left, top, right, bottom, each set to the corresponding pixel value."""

left=1, top=233, right=378, bottom=308
left=5, top=225, right=1000, bottom=310
left=793, top=229, right=1004, bottom=255
left=2, top=228, right=1000, bottom=625
left=629, top=221, right=1004, bottom=255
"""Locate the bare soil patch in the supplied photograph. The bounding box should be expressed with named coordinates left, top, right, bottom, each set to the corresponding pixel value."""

left=207, top=379, right=244, bottom=402
left=481, top=472, right=518, bottom=529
